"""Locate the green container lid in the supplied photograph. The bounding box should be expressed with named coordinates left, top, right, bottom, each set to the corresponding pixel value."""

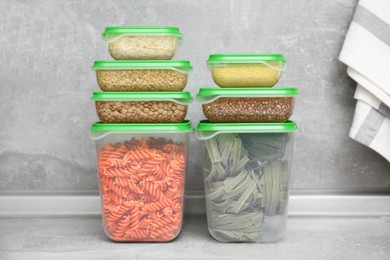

left=195, top=120, right=298, bottom=140
left=197, top=88, right=299, bottom=104
left=91, top=120, right=192, bottom=140
left=207, top=54, right=286, bottom=64
left=102, top=26, right=182, bottom=39
left=91, top=91, right=193, bottom=105
left=91, top=120, right=192, bottom=133
left=92, top=60, right=192, bottom=73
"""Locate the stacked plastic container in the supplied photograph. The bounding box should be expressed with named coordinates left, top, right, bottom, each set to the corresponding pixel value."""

left=195, top=54, right=299, bottom=242
left=90, top=27, right=192, bottom=242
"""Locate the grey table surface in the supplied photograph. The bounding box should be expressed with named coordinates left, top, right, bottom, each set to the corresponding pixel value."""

left=1, top=216, right=389, bottom=260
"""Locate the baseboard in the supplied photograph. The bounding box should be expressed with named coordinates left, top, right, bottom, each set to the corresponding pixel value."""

left=1, top=193, right=389, bottom=217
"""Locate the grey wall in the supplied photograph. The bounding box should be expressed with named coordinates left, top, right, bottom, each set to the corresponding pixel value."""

left=1, top=0, right=389, bottom=194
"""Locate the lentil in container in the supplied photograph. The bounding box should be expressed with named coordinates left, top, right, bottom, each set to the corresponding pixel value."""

left=96, top=101, right=187, bottom=123
left=92, top=92, right=192, bottom=123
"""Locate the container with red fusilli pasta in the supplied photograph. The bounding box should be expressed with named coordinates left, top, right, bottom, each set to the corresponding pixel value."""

left=91, top=121, right=191, bottom=242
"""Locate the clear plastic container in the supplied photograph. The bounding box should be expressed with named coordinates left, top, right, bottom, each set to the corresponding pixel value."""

left=92, top=60, right=192, bottom=92
left=102, top=26, right=182, bottom=60
left=92, top=92, right=192, bottom=123
left=207, top=54, right=286, bottom=88
left=195, top=121, right=297, bottom=242
left=91, top=121, right=192, bottom=242
left=197, top=88, right=299, bottom=123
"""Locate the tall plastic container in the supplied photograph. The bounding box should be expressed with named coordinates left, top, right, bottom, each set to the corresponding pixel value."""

left=195, top=120, right=297, bottom=242
left=91, top=121, right=192, bottom=242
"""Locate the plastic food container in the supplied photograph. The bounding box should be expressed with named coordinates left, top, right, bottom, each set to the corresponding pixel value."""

left=91, top=121, right=191, bottom=242
left=207, top=54, right=286, bottom=88
left=102, top=26, right=182, bottom=60
left=92, top=92, right=192, bottom=123
left=197, top=88, right=298, bottom=123
left=92, top=60, right=192, bottom=92
left=195, top=121, right=297, bottom=242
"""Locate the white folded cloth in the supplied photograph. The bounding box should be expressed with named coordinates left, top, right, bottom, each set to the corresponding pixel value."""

left=339, top=0, right=390, bottom=162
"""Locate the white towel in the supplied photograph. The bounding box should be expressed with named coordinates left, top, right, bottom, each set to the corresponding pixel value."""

left=339, top=0, right=390, bottom=162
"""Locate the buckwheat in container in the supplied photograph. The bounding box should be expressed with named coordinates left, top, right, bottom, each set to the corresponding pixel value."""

left=102, top=26, right=182, bottom=60
left=92, top=92, right=192, bottom=123
left=92, top=60, right=192, bottom=92
left=195, top=120, right=297, bottom=242
left=197, top=88, right=299, bottom=123
left=207, top=54, right=286, bottom=88
left=91, top=121, right=191, bottom=242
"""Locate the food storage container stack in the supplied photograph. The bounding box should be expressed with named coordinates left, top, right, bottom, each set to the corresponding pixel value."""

left=90, top=26, right=192, bottom=242
left=196, top=54, right=299, bottom=242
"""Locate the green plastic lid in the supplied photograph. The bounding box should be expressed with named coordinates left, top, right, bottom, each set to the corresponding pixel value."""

left=195, top=120, right=298, bottom=140
left=91, top=120, right=192, bottom=140
left=102, top=26, right=182, bottom=38
left=197, top=88, right=299, bottom=104
left=91, top=91, right=193, bottom=105
left=207, top=54, right=286, bottom=64
left=92, top=60, right=192, bottom=72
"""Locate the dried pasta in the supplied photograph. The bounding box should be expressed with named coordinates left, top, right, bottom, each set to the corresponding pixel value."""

left=203, top=133, right=289, bottom=241
left=97, top=137, right=186, bottom=242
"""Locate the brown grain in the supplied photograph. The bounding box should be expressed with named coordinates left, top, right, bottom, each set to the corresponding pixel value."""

left=202, top=97, right=294, bottom=123
left=96, top=69, right=187, bottom=92
left=96, top=101, right=187, bottom=123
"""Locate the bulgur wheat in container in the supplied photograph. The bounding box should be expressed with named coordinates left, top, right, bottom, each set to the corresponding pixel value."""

left=102, top=26, right=182, bottom=60
left=207, top=54, right=286, bottom=88
left=92, top=60, right=192, bottom=92
left=92, top=92, right=192, bottom=123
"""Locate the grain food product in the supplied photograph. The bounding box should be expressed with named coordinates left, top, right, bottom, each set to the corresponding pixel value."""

left=92, top=60, right=192, bottom=92
left=91, top=121, right=191, bottom=242
left=207, top=54, right=286, bottom=88
left=197, top=88, right=298, bottom=123
left=195, top=121, right=297, bottom=242
left=92, top=92, right=192, bottom=123
left=96, top=69, right=187, bottom=92
left=102, top=26, right=182, bottom=60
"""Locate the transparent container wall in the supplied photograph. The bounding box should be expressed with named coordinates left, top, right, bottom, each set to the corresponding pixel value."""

left=107, top=35, right=179, bottom=60
left=202, top=97, right=295, bottom=123
left=96, top=69, right=188, bottom=92
left=201, top=132, right=294, bottom=242
left=95, top=101, right=187, bottom=123
left=210, top=62, right=283, bottom=88
left=94, top=132, right=189, bottom=242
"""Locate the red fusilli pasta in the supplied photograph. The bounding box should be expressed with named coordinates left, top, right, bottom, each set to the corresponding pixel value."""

left=97, top=138, right=186, bottom=242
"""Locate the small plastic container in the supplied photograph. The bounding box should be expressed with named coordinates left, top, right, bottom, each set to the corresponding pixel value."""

left=102, top=26, right=182, bottom=60
left=92, top=60, right=192, bottom=92
left=207, top=54, right=286, bottom=88
left=195, top=121, right=297, bottom=242
left=91, top=121, right=191, bottom=242
left=197, top=88, right=299, bottom=123
left=92, top=92, right=192, bottom=123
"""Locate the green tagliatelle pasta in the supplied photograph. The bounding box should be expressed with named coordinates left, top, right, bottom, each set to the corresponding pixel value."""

left=203, top=133, right=290, bottom=241
left=239, top=133, right=288, bottom=161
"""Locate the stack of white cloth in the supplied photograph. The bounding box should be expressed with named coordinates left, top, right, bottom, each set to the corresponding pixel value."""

left=339, top=0, right=390, bottom=162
